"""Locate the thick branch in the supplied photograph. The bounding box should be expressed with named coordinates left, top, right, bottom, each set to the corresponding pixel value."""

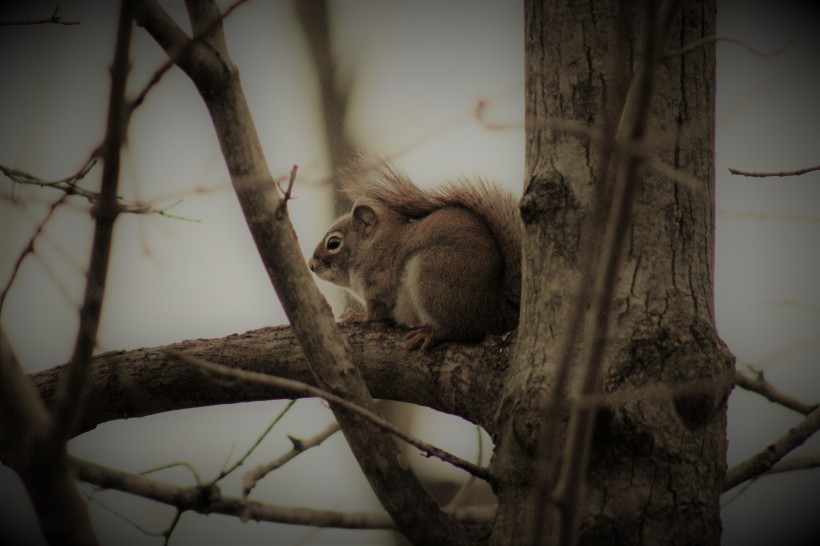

left=30, top=324, right=509, bottom=435
left=1, top=330, right=98, bottom=546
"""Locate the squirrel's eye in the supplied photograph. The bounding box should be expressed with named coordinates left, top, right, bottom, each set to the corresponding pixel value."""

left=327, top=235, right=342, bottom=251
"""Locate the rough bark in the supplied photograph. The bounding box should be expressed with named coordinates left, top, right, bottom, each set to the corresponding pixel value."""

left=31, top=324, right=512, bottom=436
left=490, top=1, right=733, bottom=545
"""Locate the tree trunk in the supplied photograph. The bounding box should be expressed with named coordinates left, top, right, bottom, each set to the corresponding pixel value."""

left=490, top=1, right=733, bottom=544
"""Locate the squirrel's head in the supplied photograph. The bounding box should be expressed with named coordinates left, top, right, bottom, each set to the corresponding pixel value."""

left=308, top=202, right=382, bottom=289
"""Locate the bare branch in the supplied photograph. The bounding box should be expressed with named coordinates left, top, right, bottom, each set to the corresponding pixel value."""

left=128, top=0, right=250, bottom=116
left=0, top=158, right=97, bottom=198
left=664, top=32, right=798, bottom=58
left=242, top=420, right=340, bottom=505
left=0, top=192, right=70, bottom=313
left=140, top=461, right=203, bottom=486
left=74, top=456, right=396, bottom=529
left=276, top=164, right=299, bottom=205
left=171, top=351, right=495, bottom=484
left=214, top=399, right=298, bottom=483
left=1, top=329, right=99, bottom=545
left=50, top=1, right=133, bottom=442
left=1, top=161, right=197, bottom=220
left=735, top=370, right=818, bottom=416
left=0, top=6, right=80, bottom=26
left=723, top=407, right=820, bottom=491
left=728, top=164, right=820, bottom=177
left=75, top=455, right=495, bottom=530
left=29, top=324, right=506, bottom=436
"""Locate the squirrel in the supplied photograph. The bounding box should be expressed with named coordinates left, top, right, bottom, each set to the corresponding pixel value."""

left=308, top=166, right=522, bottom=351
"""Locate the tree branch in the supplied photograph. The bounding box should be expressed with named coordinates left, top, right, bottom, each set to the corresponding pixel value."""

left=1, top=329, right=99, bottom=545
left=173, top=352, right=495, bottom=484
left=128, top=2, right=475, bottom=541
left=0, top=161, right=196, bottom=220
left=728, top=164, right=820, bottom=178
left=242, top=420, right=340, bottom=507
left=73, top=456, right=495, bottom=529
left=735, top=369, right=818, bottom=415
left=723, top=407, right=820, bottom=491
left=664, top=32, right=798, bottom=58
left=765, top=455, right=820, bottom=476
left=0, top=191, right=71, bottom=313
left=30, top=324, right=507, bottom=437
left=0, top=6, right=80, bottom=26
left=50, top=0, right=133, bottom=443
left=74, top=456, right=396, bottom=529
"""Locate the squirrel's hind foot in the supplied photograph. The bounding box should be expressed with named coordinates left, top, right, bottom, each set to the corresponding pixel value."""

left=406, top=327, right=444, bottom=353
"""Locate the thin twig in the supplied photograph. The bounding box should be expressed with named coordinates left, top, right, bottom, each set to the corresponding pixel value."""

left=723, top=407, right=820, bottom=491
left=720, top=455, right=820, bottom=507
left=1, top=162, right=199, bottom=220
left=444, top=425, right=485, bottom=511
left=169, top=351, right=496, bottom=484
left=73, top=455, right=494, bottom=530
left=734, top=370, right=818, bottom=416
left=0, top=6, right=81, bottom=26
left=73, top=455, right=393, bottom=529
left=0, top=193, right=70, bottom=313
left=664, top=32, right=798, bottom=58
left=214, top=399, right=298, bottom=483
left=242, top=420, right=340, bottom=498
left=162, top=510, right=183, bottom=546
left=241, top=420, right=341, bottom=521
left=140, top=461, right=203, bottom=485
left=728, top=164, right=820, bottom=177
left=276, top=164, right=299, bottom=206
left=84, top=491, right=166, bottom=537
left=475, top=98, right=523, bottom=130
left=51, top=0, right=133, bottom=443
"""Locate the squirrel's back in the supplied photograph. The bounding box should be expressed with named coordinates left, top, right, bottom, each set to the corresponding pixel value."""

left=342, top=166, right=522, bottom=309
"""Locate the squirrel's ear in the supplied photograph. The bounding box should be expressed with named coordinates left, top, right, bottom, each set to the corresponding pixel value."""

left=352, top=204, right=379, bottom=233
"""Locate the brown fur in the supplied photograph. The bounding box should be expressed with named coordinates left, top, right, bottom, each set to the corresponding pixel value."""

left=309, top=167, right=521, bottom=351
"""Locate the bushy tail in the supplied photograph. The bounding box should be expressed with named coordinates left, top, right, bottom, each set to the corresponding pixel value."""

left=342, top=165, right=522, bottom=310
